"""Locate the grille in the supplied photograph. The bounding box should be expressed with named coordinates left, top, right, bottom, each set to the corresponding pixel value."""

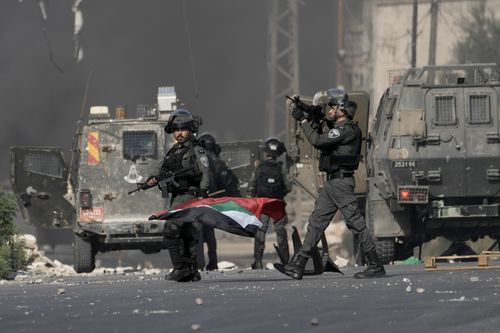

left=469, top=95, right=490, bottom=123
left=435, top=96, right=456, bottom=125
left=123, top=131, right=157, bottom=160
left=136, top=104, right=158, bottom=120
left=398, top=185, right=429, bottom=204
left=24, top=152, right=62, bottom=178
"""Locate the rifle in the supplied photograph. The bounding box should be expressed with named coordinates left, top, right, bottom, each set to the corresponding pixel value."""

left=286, top=95, right=325, bottom=127
left=128, top=166, right=196, bottom=195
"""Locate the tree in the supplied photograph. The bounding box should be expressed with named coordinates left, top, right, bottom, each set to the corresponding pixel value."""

left=453, top=1, right=500, bottom=65
left=0, top=191, right=26, bottom=279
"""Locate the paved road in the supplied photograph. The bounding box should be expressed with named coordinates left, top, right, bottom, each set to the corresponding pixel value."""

left=1, top=264, right=500, bottom=333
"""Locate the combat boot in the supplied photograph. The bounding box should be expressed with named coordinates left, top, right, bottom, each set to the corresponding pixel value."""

left=165, top=239, right=193, bottom=282
left=274, top=254, right=308, bottom=280
left=190, top=263, right=201, bottom=282
left=354, top=249, right=386, bottom=279
left=206, top=263, right=218, bottom=271
left=251, top=260, right=263, bottom=270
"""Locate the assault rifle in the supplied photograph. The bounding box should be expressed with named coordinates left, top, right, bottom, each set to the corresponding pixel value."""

left=286, top=95, right=325, bottom=127
left=128, top=167, right=196, bottom=195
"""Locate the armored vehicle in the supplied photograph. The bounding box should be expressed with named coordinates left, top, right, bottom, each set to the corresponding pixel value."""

left=367, top=63, right=500, bottom=263
left=11, top=87, right=179, bottom=272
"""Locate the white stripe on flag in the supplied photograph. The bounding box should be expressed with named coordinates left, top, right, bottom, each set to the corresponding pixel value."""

left=208, top=208, right=263, bottom=229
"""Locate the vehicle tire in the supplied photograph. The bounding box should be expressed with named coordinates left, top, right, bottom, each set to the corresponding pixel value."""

left=74, top=234, right=95, bottom=273
left=374, top=237, right=395, bottom=264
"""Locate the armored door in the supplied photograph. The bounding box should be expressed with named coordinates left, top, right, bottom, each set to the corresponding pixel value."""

left=10, top=147, right=74, bottom=228
left=101, top=123, right=167, bottom=221
left=424, top=89, right=467, bottom=197
left=463, top=87, right=500, bottom=196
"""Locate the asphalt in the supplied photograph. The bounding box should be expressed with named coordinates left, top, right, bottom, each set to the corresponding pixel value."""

left=1, top=263, right=500, bottom=333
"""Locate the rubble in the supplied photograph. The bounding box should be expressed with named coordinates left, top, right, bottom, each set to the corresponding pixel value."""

left=17, top=234, right=76, bottom=278
left=218, top=261, right=236, bottom=270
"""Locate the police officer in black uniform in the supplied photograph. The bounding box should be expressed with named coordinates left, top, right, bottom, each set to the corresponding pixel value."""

left=277, top=94, right=385, bottom=280
left=249, top=138, right=292, bottom=269
left=147, top=109, right=210, bottom=282
left=197, top=133, right=242, bottom=271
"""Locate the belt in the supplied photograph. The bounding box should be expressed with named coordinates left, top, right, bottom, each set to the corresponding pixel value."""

left=327, top=171, right=354, bottom=180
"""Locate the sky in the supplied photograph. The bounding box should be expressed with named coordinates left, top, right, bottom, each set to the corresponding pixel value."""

left=0, top=0, right=339, bottom=186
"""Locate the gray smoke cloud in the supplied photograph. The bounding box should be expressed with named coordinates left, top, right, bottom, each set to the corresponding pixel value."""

left=0, top=0, right=338, bottom=186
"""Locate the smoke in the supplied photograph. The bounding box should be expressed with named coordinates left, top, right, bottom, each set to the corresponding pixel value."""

left=0, top=0, right=338, bottom=185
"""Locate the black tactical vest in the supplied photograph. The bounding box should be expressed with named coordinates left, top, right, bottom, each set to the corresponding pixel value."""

left=318, top=121, right=362, bottom=173
left=160, top=144, right=201, bottom=193
left=255, top=160, right=286, bottom=199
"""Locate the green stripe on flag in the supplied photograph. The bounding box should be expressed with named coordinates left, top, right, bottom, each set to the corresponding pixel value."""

left=209, top=201, right=254, bottom=216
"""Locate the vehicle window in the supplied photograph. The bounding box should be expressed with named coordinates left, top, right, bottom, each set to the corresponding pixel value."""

left=123, top=131, right=157, bottom=160
left=399, top=87, right=424, bottom=109
left=220, top=148, right=251, bottom=169
left=24, top=151, right=63, bottom=178
left=434, top=96, right=457, bottom=126
left=469, top=95, right=490, bottom=124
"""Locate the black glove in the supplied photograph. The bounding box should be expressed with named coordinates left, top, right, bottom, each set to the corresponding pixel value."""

left=199, top=189, right=209, bottom=198
left=292, top=106, right=306, bottom=122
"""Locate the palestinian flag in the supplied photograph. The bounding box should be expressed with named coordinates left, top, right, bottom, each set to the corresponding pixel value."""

left=149, top=197, right=286, bottom=237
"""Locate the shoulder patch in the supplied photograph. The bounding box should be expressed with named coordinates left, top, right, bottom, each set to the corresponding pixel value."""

left=328, top=129, right=341, bottom=139
left=199, top=155, right=209, bottom=168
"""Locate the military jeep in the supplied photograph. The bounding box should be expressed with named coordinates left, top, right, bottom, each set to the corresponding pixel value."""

left=11, top=87, right=179, bottom=272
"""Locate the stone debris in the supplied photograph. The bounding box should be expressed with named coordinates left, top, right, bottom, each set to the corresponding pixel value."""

left=405, top=285, right=412, bottom=293
left=195, top=298, right=204, bottom=305
left=334, top=256, right=349, bottom=268
left=57, top=288, right=66, bottom=295
left=439, top=296, right=480, bottom=303
left=143, top=268, right=161, bottom=275
left=218, top=261, right=236, bottom=270
left=15, top=234, right=76, bottom=278
left=402, top=278, right=411, bottom=283
left=416, top=288, right=425, bottom=293
left=310, top=318, right=319, bottom=326
left=265, top=262, right=275, bottom=270
left=191, top=324, right=201, bottom=331
left=92, top=266, right=135, bottom=275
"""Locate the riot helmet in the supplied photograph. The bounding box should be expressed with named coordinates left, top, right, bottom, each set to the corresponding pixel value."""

left=198, top=132, right=217, bottom=153
left=164, top=109, right=196, bottom=133
left=328, top=93, right=357, bottom=118
left=341, top=100, right=357, bottom=118
left=260, top=137, right=286, bottom=157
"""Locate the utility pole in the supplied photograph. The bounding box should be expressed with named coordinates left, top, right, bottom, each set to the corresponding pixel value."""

left=428, top=0, right=438, bottom=83
left=411, top=0, right=418, bottom=68
left=428, top=0, right=439, bottom=66
left=266, top=0, right=299, bottom=138
left=336, top=0, right=346, bottom=87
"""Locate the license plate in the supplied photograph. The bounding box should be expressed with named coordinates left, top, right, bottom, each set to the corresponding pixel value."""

left=392, top=160, right=417, bottom=168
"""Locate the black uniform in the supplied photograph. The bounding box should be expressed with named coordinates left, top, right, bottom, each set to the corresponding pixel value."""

left=249, top=159, right=291, bottom=267
left=298, top=118, right=376, bottom=258
left=159, top=137, right=210, bottom=281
